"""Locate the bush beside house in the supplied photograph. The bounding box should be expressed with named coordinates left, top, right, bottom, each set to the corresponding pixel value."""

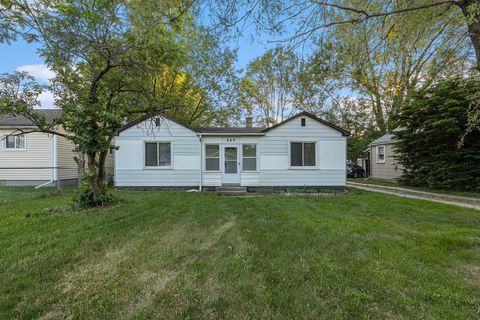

left=395, top=77, right=480, bottom=191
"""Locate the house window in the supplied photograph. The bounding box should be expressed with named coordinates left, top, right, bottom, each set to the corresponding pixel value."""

left=205, top=144, right=220, bottom=171
left=242, top=144, right=256, bottom=171
left=145, top=142, right=171, bottom=167
left=376, top=145, right=385, bottom=163
left=290, top=142, right=316, bottom=167
left=4, top=134, right=26, bottom=150
left=301, top=118, right=306, bottom=127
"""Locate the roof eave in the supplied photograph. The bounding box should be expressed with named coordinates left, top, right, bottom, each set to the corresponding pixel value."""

left=369, top=140, right=400, bottom=147
left=197, top=132, right=265, bottom=136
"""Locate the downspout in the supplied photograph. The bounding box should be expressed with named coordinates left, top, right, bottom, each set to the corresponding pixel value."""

left=198, top=134, right=203, bottom=191
left=35, top=134, right=57, bottom=189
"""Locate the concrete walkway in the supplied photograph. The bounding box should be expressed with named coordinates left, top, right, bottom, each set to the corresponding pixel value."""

left=347, top=181, right=480, bottom=211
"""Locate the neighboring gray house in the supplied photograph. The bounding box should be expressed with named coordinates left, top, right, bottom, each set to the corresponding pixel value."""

left=114, top=111, right=350, bottom=189
left=365, top=133, right=403, bottom=180
left=0, top=109, right=113, bottom=186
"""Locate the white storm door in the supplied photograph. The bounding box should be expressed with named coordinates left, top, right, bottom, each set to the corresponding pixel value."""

left=222, top=146, right=240, bottom=185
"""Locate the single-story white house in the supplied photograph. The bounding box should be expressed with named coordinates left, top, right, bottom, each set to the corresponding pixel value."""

left=114, top=111, right=349, bottom=190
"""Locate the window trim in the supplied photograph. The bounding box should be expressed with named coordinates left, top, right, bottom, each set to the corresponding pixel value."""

left=289, top=141, right=317, bottom=169
left=2, top=133, right=27, bottom=151
left=204, top=143, right=221, bottom=172
left=241, top=143, right=258, bottom=172
left=143, top=140, right=173, bottom=169
left=376, top=145, right=386, bottom=163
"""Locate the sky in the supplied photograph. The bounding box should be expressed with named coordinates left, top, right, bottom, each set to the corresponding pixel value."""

left=0, top=25, right=275, bottom=109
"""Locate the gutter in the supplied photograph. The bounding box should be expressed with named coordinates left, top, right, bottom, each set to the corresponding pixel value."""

left=35, top=134, right=57, bottom=188
left=198, top=134, right=203, bottom=191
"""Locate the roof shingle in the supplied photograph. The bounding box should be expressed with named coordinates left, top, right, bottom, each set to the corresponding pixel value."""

left=0, top=109, right=62, bottom=127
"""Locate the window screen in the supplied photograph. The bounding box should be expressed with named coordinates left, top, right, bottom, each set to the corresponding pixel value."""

left=145, top=142, right=171, bottom=167
left=242, top=144, right=256, bottom=171
left=145, top=143, right=158, bottom=166
left=377, top=146, right=385, bottom=162
left=4, top=134, right=25, bottom=149
left=290, top=142, right=316, bottom=167
left=205, top=144, right=220, bottom=171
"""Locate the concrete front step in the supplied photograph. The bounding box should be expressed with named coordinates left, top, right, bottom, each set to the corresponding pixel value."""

left=215, top=186, right=247, bottom=196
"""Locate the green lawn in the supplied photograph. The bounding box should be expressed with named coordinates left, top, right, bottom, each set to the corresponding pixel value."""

left=349, top=178, right=480, bottom=199
left=0, top=186, right=68, bottom=205
left=1, top=189, right=479, bottom=319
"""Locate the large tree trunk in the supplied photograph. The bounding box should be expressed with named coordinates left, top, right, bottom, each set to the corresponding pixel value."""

left=97, top=149, right=108, bottom=189
left=73, top=152, right=85, bottom=186
left=87, top=152, right=102, bottom=203
left=457, top=0, right=480, bottom=70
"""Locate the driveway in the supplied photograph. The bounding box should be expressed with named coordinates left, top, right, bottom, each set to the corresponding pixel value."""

left=347, top=181, right=480, bottom=211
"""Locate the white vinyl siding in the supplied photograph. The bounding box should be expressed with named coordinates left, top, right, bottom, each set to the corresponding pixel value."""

left=114, top=114, right=347, bottom=188
left=115, top=116, right=201, bottom=187
left=370, top=143, right=403, bottom=180
left=258, top=116, right=346, bottom=186
left=56, top=133, right=78, bottom=180
left=0, top=131, right=52, bottom=181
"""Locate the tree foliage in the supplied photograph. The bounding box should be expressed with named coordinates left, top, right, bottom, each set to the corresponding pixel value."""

left=239, top=47, right=329, bottom=126
left=208, top=0, right=480, bottom=156
left=309, top=2, right=471, bottom=132
left=0, top=0, right=236, bottom=206
left=394, top=77, right=480, bottom=191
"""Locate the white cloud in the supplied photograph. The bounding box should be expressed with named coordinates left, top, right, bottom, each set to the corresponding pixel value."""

left=16, top=64, right=55, bottom=82
left=36, top=91, right=56, bottom=109
left=15, top=64, right=56, bottom=108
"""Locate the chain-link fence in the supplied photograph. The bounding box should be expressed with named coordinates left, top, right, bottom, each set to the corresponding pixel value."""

left=0, top=167, right=114, bottom=204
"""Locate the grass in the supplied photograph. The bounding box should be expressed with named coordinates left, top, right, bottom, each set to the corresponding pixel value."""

left=349, top=178, right=480, bottom=199
left=0, top=186, right=70, bottom=204
left=1, top=189, right=479, bottom=319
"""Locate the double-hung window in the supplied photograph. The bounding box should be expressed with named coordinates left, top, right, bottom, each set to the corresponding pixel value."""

left=145, top=142, right=171, bottom=167
left=205, top=144, right=220, bottom=171
left=242, top=144, right=257, bottom=171
left=290, top=142, right=316, bottom=167
left=376, top=145, right=385, bottom=163
left=4, top=134, right=26, bottom=150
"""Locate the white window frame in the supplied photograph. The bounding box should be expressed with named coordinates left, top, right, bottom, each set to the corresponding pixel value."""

left=143, top=140, right=173, bottom=169
left=2, top=133, right=27, bottom=151
left=241, top=143, right=258, bottom=172
left=289, top=141, right=317, bottom=169
left=205, top=144, right=220, bottom=172
left=376, top=145, right=386, bottom=163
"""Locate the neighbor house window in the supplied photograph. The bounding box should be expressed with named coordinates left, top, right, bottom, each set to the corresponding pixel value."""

left=290, top=142, right=316, bottom=167
left=376, top=145, right=385, bottom=163
left=242, top=144, right=257, bottom=171
left=301, top=118, right=306, bottom=126
left=4, top=134, right=26, bottom=150
left=145, top=142, right=171, bottom=167
left=205, top=144, right=220, bottom=171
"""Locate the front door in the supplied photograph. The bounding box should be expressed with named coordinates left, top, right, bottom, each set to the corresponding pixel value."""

left=222, top=146, right=240, bottom=185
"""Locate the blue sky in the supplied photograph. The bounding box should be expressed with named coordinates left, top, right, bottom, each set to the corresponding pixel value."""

left=0, top=28, right=275, bottom=108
